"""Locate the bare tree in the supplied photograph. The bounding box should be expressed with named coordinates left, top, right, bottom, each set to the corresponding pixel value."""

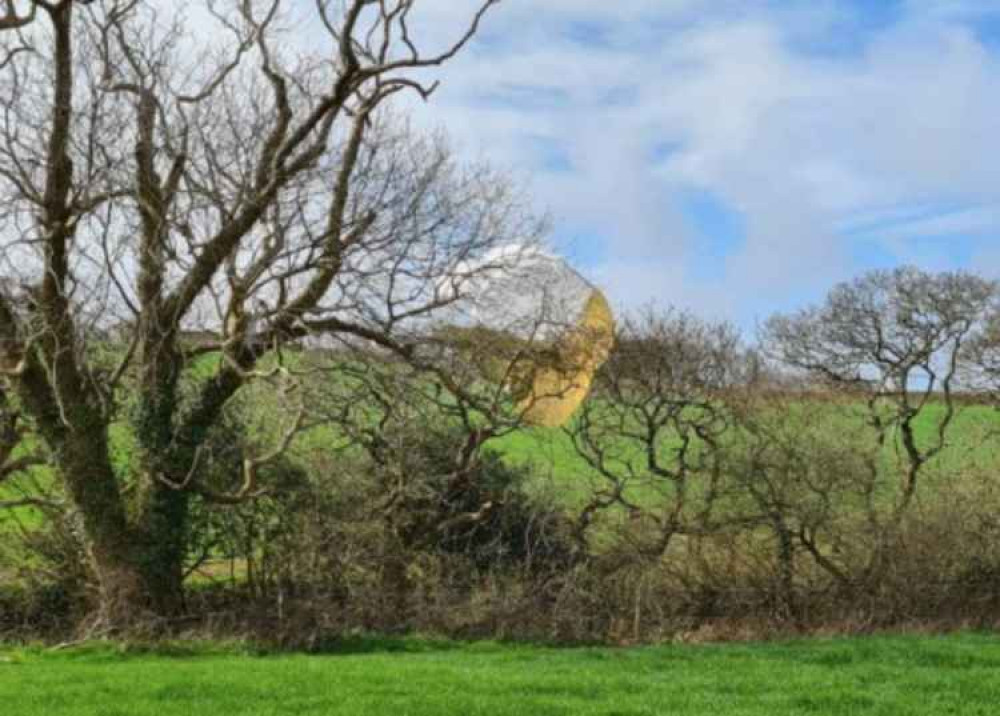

left=0, top=0, right=519, bottom=627
left=762, top=267, right=995, bottom=579
left=962, top=300, right=1000, bottom=407
left=723, top=386, right=880, bottom=614
left=567, top=308, right=746, bottom=558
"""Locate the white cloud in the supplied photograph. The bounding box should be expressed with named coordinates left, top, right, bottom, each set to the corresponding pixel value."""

left=134, top=1, right=999, bottom=326
left=846, top=205, right=1000, bottom=241
left=390, top=0, right=1000, bottom=326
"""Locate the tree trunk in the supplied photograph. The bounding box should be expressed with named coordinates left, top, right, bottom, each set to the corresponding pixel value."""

left=127, top=323, right=197, bottom=605
left=772, top=516, right=799, bottom=624
left=54, top=429, right=153, bottom=628
left=41, top=386, right=192, bottom=626
left=30, top=381, right=189, bottom=625
left=88, top=546, right=187, bottom=630
left=134, top=486, right=190, bottom=616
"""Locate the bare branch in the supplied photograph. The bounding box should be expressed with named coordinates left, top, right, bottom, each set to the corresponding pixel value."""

left=0, top=0, right=36, bottom=31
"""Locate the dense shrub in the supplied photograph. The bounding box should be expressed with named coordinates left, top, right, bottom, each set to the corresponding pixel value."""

left=369, top=426, right=575, bottom=572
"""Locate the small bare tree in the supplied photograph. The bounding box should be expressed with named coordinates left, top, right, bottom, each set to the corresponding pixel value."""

left=763, top=267, right=995, bottom=519
left=0, top=0, right=522, bottom=626
left=963, top=302, right=1000, bottom=407
left=568, top=308, right=746, bottom=558
left=762, top=267, right=996, bottom=580
left=723, top=385, right=879, bottom=614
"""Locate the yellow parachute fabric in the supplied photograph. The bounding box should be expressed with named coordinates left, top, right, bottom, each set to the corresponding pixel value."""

left=516, top=289, right=615, bottom=427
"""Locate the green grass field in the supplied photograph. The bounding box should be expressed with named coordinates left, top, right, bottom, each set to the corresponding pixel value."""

left=490, top=401, right=1000, bottom=508
left=3, top=397, right=998, bottom=537
left=2, top=634, right=999, bottom=714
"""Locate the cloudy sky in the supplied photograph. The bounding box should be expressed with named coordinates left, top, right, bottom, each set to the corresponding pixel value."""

left=391, top=0, right=1000, bottom=327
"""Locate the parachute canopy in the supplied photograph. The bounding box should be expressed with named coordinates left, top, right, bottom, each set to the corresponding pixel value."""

left=438, top=246, right=615, bottom=427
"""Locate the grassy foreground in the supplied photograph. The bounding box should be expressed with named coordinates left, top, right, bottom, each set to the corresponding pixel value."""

left=2, top=634, right=999, bottom=715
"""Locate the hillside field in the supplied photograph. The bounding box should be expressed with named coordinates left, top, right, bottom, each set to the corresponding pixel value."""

left=492, top=400, right=1000, bottom=503
left=3, top=398, right=999, bottom=533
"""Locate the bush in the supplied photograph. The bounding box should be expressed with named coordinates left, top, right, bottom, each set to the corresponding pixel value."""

left=372, top=426, right=575, bottom=572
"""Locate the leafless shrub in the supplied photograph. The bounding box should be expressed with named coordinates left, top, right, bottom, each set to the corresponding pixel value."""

left=567, top=308, right=747, bottom=558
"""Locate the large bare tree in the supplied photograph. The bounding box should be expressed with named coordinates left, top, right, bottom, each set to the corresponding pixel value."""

left=0, top=0, right=526, bottom=626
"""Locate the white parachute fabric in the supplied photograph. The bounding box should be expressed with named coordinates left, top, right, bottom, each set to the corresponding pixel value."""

left=436, top=245, right=615, bottom=427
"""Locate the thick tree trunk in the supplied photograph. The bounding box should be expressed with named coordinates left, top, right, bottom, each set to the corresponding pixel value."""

left=131, top=336, right=191, bottom=619
left=25, top=364, right=190, bottom=626
left=134, top=486, right=190, bottom=616
left=89, top=550, right=186, bottom=630
left=32, top=383, right=193, bottom=625
left=10, top=341, right=151, bottom=628
left=54, top=429, right=155, bottom=628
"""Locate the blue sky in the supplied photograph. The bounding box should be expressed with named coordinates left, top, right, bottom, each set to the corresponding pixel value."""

left=401, top=0, right=1000, bottom=327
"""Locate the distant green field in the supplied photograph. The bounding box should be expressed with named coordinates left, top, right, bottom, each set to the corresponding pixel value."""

left=2, top=634, right=999, bottom=714
left=491, top=401, right=1000, bottom=503
left=3, top=398, right=998, bottom=531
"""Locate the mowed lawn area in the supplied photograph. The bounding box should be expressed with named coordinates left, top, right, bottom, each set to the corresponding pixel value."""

left=2, top=634, right=999, bottom=715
